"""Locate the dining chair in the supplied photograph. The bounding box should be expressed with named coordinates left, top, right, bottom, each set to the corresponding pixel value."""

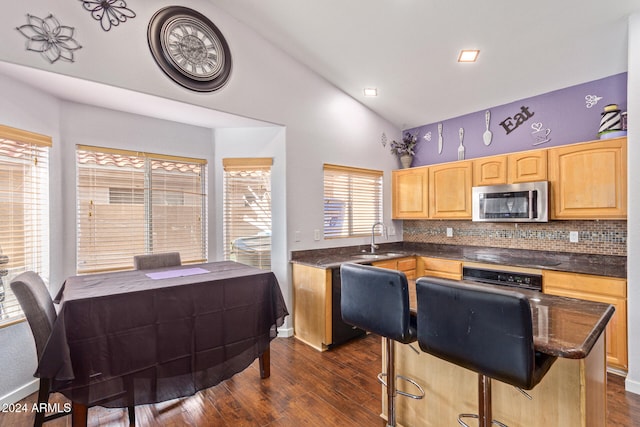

left=415, top=277, right=557, bottom=427
left=11, top=271, right=136, bottom=426
left=133, top=252, right=181, bottom=270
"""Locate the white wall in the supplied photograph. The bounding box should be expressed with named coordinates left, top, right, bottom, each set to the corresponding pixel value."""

left=0, top=74, right=61, bottom=405
left=625, top=13, right=640, bottom=395
left=57, top=102, right=217, bottom=289
left=0, top=0, right=400, bottom=403
left=213, top=127, right=291, bottom=333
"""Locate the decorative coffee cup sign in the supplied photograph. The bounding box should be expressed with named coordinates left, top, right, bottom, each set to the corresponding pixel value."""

left=531, top=122, right=551, bottom=145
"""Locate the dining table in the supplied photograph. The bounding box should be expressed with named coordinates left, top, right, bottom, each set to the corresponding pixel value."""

left=36, top=261, right=288, bottom=426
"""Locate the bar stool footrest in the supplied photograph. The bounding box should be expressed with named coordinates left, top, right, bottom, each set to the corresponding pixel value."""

left=377, top=373, right=425, bottom=400
left=458, top=413, right=508, bottom=427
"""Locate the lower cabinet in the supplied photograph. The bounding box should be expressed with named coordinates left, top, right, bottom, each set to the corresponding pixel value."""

left=292, top=263, right=365, bottom=351
left=372, top=257, right=417, bottom=279
left=418, top=256, right=462, bottom=280
left=543, top=270, right=627, bottom=371
left=384, top=334, right=607, bottom=426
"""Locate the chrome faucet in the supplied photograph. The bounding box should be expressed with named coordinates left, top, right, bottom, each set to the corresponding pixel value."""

left=371, top=222, right=387, bottom=253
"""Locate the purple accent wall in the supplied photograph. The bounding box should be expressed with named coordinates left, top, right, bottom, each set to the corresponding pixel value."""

left=406, top=73, right=627, bottom=167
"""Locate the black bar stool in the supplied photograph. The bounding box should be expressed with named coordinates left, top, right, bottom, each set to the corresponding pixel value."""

left=415, top=277, right=557, bottom=427
left=340, top=263, right=424, bottom=427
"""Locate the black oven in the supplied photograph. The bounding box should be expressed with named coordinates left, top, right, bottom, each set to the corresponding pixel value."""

left=463, top=266, right=542, bottom=292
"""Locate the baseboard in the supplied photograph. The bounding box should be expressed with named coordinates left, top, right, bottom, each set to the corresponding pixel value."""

left=277, top=326, right=294, bottom=338
left=625, top=377, right=640, bottom=396
left=0, top=379, right=39, bottom=406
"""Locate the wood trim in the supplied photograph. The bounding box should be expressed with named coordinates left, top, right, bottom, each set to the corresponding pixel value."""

left=0, top=124, right=52, bottom=147
left=323, top=163, right=383, bottom=177
left=77, top=144, right=207, bottom=164
left=222, top=157, right=273, bottom=170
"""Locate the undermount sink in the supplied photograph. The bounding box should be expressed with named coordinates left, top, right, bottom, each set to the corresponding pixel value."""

left=352, top=252, right=406, bottom=259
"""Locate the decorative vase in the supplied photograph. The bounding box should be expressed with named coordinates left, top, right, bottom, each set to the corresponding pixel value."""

left=400, top=155, right=413, bottom=169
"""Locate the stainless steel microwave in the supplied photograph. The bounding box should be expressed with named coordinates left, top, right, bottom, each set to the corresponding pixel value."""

left=472, top=181, right=549, bottom=222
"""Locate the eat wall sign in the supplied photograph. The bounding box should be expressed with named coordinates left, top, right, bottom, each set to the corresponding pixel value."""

left=499, top=106, right=535, bottom=135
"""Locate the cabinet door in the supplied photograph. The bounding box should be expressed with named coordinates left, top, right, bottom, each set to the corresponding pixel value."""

left=373, top=257, right=417, bottom=279
left=508, top=149, right=547, bottom=183
left=392, top=167, right=429, bottom=219
left=419, top=257, right=462, bottom=280
left=292, top=264, right=331, bottom=351
left=543, top=270, right=627, bottom=370
left=429, top=161, right=472, bottom=219
left=548, top=138, right=627, bottom=219
left=473, top=155, right=507, bottom=186
left=398, top=257, right=417, bottom=279
left=372, top=259, right=398, bottom=270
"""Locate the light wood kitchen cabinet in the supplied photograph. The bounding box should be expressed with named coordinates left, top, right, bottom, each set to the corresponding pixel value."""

left=548, top=137, right=627, bottom=219
left=543, top=270, right=627, bottom=370
left=372, top=257, right=417, bottom=279
left=473, top=155, right=507, bottom=186
left=392, top=167, right=429, bottom=219
left=292, top=264, right=331, bottom=351
left=507, top=149, right=548, bottom=183
left=429, top=161, right=472, bottom=219
left=418, top=256, right=462, bottom=280
left=473, top=150, right=547, bottom=186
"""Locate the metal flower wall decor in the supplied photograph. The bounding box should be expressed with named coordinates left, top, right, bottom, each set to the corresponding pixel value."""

left=16, top=14, right=82, bottom=64
left=79, top=0, right=136, bottom=32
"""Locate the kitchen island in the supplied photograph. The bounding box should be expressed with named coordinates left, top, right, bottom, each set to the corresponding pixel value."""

left=381, top=280, right=615, bottom=427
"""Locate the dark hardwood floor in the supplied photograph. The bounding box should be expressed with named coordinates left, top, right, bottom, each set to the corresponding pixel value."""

left=2, top=333, right=639, bottom=426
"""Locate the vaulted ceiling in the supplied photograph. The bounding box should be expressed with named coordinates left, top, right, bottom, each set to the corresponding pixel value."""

left=211, top=0, right=640, bottom=129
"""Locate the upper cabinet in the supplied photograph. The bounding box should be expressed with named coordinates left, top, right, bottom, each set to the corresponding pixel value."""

left=548, top=138, right=627, bottom=219
left=508, top=150, right=548, bottom=183
left=473, top=155, right=507, bottom=186
left=473, top=150, right=547, bottom=186
left=393, top=137, right=626, bottom=220
left=429, top=161, right=472, bottom=219
left=392, top=167, right=429, bottom=219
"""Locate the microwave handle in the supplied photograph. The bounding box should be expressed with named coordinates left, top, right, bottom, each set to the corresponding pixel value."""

left=529, top=190, right=535, bottom=219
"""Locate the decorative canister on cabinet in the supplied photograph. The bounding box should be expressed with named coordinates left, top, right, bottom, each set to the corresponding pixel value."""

left=598, top=104, right=626, bottom=139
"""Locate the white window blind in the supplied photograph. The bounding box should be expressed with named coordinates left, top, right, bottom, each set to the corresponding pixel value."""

left=0, top=125, right=51, bottom=326
left=77, top=145, right=207, bottom=273
left=323, top=164, right=383, bottom=239
left=223, top=158, right=272, bottom=270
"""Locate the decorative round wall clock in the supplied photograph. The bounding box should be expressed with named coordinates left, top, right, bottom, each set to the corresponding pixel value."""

left=147, top=6, right=232, bottom=92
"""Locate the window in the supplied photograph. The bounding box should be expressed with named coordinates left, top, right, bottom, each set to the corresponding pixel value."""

left=76, top=146, right=207, bottom=273
left=0, top=125, right=51, bottom=325
left=223, top=158, right=272, bottom=270
left=323, top=164, right=383, bottom=238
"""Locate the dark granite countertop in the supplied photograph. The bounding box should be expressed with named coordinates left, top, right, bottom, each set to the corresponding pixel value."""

left=406, top=278, right=615, bottom=359
left=290, top=242, right=627, bottom=279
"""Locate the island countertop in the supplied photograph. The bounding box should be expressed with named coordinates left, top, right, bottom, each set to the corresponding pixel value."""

left=290, top=242, right=627, bottom=278
left=407, top=279, right=615, bottom=359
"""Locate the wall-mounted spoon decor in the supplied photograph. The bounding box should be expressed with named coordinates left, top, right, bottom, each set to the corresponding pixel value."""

left=483, top=110, right=493, bottom=146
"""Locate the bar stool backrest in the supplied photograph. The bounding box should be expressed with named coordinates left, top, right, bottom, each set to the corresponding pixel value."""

left=416, top=277, right=548, bottom=390
left=340, top=263, right=415, bottom=344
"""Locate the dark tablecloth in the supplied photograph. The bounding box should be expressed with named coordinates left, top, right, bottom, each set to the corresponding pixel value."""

left=36, top=261, right=288, bottom=407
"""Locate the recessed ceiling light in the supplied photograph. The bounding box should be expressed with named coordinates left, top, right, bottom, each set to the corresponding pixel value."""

left=363, top=88, right=378, bottom=97
left=458, top=50, right=480, bottom=63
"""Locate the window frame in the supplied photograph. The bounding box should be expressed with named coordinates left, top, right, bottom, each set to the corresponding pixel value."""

left=0, top=125, right=51, bottom=327
left=323, top=163, right=383, bottom=239
left=76, top=145, right=208, bottom=273
left=223, top=158, right=273, bottom=270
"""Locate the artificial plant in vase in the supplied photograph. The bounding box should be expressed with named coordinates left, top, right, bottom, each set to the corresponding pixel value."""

left=390, top=131, right=418, bottom=168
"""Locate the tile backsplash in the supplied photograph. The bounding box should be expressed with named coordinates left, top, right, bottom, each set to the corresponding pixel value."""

left=403, top=220, right=627, bottom=256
